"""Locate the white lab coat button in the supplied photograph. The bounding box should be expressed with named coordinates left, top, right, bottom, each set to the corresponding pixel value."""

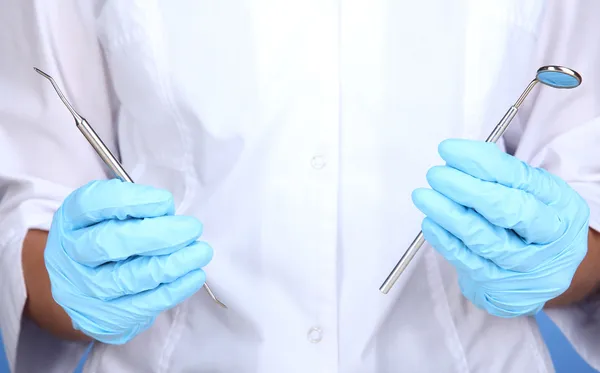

left=311, top=156, right=326, bottom=169
left=307, top=327, right=323, bottom=343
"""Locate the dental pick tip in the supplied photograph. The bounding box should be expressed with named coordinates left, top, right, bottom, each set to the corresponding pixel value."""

left=33, top=67, right=50, bottom=79
left=203, top=283, right=228, bottom=309
left=33, top=67, right=83, bottom=123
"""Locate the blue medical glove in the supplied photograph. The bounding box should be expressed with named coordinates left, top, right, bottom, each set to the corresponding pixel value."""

left=44, top=179, right=213, bottom=344
left=412, top=139, right=589, bottom=317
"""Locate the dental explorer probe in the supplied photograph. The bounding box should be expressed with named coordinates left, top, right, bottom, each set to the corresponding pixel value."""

left=379, top=65, right=583, bottom=295
left=34, top=67, right=228, bottom=309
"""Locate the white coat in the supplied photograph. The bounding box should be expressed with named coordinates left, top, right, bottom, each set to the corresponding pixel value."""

left=1, top=1, right=599, bottom=372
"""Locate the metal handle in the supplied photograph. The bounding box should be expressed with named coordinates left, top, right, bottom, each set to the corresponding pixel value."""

left=77, top=121, right=133, bottom=182
left=379, top=232, right=425, bottom=294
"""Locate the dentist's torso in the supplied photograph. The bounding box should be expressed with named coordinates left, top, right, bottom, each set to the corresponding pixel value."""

left=81, top=1, right=559, bottom=371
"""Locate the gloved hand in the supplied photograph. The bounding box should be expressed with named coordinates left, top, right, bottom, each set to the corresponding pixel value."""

left=44, top=179, right=213, bottom=344
left=412, top=139, right=590, bottom=317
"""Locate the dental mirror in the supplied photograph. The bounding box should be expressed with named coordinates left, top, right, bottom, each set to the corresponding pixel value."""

left=536, top=65, right=582, bottom=89
left=379, top=65, right=583, bottom=295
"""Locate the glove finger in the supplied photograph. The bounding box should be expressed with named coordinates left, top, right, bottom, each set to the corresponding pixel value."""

left=421, top=217, right=500, bottom=281
left=413, top=188, right=542, bottom=271
left=113, top=269, right=206, bottom=314
left=485, top=291, right=547, bottom=317
left=82, top=241, right=213, bottom=300
left=66, top=301, right=156, bottom=345
left=61, top=179, right=175, bottom=230
left=426, top=165, right=563, bottom=243
left=77, top=270, right=206, bottom=340
left=437, top=139, right=564, bottom=205
left=424, top=221, right=539, bottom=315
left=75, top=318, right=155, bottom=345
left=64, top=215, right=203, bottom=266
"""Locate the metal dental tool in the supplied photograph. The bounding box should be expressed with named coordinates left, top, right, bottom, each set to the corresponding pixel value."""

left=379, top=65, right=583, bottom=295
left=34, top=67, right=228, bottom=309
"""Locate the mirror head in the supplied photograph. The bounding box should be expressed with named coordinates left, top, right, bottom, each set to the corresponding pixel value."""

left=536, top=66, right=582, bottom=89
